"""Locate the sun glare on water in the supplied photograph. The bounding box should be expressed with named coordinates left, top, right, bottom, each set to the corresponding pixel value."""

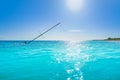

left=55, top=41, right=91, bottom=80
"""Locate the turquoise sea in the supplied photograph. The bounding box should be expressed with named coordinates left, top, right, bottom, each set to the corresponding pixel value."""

left=0, top=40, right=120, bottom=80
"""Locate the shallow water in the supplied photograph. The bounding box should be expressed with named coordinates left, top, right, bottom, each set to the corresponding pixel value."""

left=0, top=40, right=120, bottom=80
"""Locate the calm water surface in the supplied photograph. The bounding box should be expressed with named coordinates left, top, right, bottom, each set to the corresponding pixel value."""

left=0, top=41, right=120, bottom=80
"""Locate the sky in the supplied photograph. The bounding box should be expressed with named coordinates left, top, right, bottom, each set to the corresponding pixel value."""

left=0, top=0, right=120, bottom=41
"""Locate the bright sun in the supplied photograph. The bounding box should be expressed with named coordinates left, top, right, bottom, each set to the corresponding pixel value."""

left=66, top=0, right=84, bottom=12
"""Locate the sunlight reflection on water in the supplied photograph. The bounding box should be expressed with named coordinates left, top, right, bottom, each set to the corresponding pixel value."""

left=55, top=41, right=92, bottom=80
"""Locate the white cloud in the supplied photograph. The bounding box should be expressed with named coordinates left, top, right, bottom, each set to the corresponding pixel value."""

left=68, top=29, right=83, bottom=33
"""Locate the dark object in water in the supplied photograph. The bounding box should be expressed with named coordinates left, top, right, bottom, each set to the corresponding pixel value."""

left=25, top=22, right=61, bottom=44
left=24, top=41, right=27, bottom=44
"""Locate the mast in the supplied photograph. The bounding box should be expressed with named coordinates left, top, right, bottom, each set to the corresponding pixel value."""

left=25, top=22, right=61, bottom=44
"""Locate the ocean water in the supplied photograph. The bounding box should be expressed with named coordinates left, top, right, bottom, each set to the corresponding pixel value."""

left=0, top=40, right=120, bottom=80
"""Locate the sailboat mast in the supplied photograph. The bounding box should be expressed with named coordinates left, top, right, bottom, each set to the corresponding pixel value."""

left=26, top=22, right=61, bottom=44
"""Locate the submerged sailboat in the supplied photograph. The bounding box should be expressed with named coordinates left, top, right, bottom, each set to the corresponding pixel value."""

left=25, top=22, right=61, bottom=44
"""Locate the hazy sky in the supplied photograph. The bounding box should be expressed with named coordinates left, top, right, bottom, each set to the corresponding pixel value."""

left=0, top=0, right=120, bottom=41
